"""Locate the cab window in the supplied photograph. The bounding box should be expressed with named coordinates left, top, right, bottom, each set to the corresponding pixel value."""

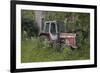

left=50, top=23, right=56, bottom=35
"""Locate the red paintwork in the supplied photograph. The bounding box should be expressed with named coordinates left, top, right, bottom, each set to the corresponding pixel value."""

left=60, top=33, right=76, bottom=48
left=66, top=37, right=76, bottom=46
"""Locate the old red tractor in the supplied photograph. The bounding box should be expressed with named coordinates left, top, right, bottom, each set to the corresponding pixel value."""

left=39, top=21, right=77, bottom=50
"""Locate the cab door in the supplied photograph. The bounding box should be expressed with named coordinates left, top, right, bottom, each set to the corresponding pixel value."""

left=50, top=22, right=58, bottom=41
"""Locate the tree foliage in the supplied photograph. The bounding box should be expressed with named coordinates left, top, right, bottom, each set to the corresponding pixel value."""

left=21, top=10, right=39, bottom=39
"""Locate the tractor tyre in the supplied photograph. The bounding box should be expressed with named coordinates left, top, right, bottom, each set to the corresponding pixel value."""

left=39, top=35, right=49, bottom=41
left=39, top=35, right=50, bottom=48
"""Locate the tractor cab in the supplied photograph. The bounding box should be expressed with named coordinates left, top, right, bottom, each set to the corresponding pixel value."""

left=43, top=21, right=57, bottom=40
left=42, top=21, right=66, bottom=41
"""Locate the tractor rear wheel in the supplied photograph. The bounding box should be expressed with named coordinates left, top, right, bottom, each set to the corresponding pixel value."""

left=39, top=35, right=50, bottom=48
left=39, top=35, right=49, bottom=41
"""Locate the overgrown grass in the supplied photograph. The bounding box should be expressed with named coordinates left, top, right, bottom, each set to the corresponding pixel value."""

left=21, top=38, right=90, bottom=63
